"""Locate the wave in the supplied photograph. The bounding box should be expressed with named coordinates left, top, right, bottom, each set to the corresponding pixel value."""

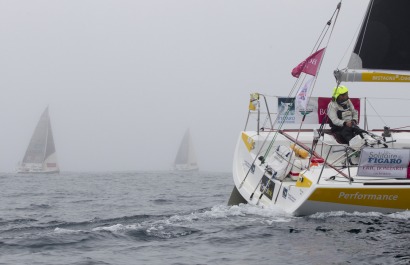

left=308, top=210, right=410, bottom=220
left=15, top=203, right=51, bottom=211
left=0, top=214, right=159, bottom=235
left=0, top=218, right=38, bottom=226
left=2, top=203, right=409, bottom=253
left=87, top=204, right=294, bottom=241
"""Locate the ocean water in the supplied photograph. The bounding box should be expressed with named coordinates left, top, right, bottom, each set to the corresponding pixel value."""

left=0, top=171, right=409, bottom=265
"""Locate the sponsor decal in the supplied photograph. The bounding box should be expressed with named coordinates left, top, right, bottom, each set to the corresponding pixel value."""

left=308, top=188, right=410, bottom=209
left=287, top=193, right=296, bottom=203
left=278, top=97, right=360, bottom=125
left=260, top=175, right=275, bottom=200
left=363, top=73, right=410, bottom=82
left=358, top=148, right=410, bottom=178
left=338, top=192, right=398, bottom=201
left=278, top=98, right=296, bottom=124
left=317, top=97, right=360, bottom=124
left=241, top=132, right=255, bottom=152
left=282, top=187, right=288, bottom=199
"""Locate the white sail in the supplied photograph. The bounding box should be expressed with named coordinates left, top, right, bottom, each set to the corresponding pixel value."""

left=174, top=129, right=199, bottom=171
left=17, top=107, right=60, bottom=174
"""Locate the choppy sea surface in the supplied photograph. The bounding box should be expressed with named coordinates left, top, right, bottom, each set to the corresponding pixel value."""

left=0, top=171, right=409, bottom=265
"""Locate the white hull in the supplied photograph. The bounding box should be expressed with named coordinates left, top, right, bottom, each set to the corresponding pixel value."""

left=174, top=164, right=199, bottom=172
left=17, top=169, right=60, bottom=174
left=17, top=160, right=60, bottom=174
left=233, top=130, right=410, bottom=216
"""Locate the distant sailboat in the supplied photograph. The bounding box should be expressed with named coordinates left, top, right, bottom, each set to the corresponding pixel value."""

left=17, top=107, right=60, bottom=174
left=174, top=129, right=199, bottom=171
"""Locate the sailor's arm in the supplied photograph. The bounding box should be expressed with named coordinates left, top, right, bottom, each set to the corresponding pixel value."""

left=327, top=103, right=345, bottom=127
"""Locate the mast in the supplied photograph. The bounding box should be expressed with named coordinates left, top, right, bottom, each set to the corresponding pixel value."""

left=43, top=108, right=49, bottom=168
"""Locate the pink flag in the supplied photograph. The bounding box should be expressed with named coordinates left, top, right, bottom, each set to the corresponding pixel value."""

left=291, top=48, right=326, bottom=78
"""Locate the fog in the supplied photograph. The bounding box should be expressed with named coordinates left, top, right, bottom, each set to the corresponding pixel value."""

left=0, top=0, right=395, bottom=172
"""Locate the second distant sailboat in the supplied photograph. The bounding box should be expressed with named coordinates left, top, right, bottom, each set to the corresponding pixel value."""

left=17, top=107, right=60, bottom=174
left=174, top=129, right=199, bottom=171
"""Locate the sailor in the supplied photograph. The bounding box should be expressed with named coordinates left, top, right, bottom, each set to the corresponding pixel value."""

left=327, top=85, right=363, bottom=144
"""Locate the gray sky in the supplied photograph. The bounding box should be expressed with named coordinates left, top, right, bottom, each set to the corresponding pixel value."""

left=0, top=0, right=387, bottom=172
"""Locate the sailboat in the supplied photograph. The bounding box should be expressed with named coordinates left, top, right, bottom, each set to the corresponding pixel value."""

left=174, top=129, right=199, bottom=171
left=231, top=0, right=410, bottom=216
left=17, top=107, right=60, bottom=174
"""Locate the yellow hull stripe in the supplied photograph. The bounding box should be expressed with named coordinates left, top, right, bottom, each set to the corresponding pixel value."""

left=362, top=72, right=410, bottom=82
left=308, top=187, right=410, bottom=209
left=241, top=132, right=255, bottom=152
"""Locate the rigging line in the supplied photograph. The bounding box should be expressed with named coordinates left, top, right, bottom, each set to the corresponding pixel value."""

left=256, top=93, right=275, bottom=129
left=43, top=111, right=50, bottom=163
left=365, top=115, right=410, bottom=118
left=309, top=1, right=342, bottom=54
left=261, top=114, right=271, bottom=129
left=280, top=130, right=350, bottom=179
left=265, top=79, right=312, bottom=163
left=262, top=107, right=289, bottom=161
left=305, top=75, right=319, bottom=111
left=315, top=7, right=336, bottom=51
left=326, top=1, right=342, bottom=47
left=265, top=34, right=321, bottom=155
left=336, top=18, right=362, bottom=69
left=261, top=1, right=343, bottom=165
left=357, top=0, right=374, bottom=58
left=337, top=0, right=370, bottom=68
left=290, top=3, right=340, bottom=98
left=391, top=125, right=410, bottom=130
left=322, top=1, right=342, bottom=77
left=308, top=2, right=342, bottom=96
left=366, top=99, right=387, bottom=126
left=286, top=80, right=319, bottom=168
left=238, top=130, right=274, bottom=189
left=262, top=97, right=297, bottom=161
left=258, top=93, right=299, bottom=160
left=362, top=97, right=410, bottom=101
left=258, top=94, right=288, bottom=130
left=274, top=96, right=410, bottom=101
left=260, top=94, right=278, bottom=98
left=239, top=96, right=285, bottom=187
left=259, top=75, right=302, bottom=162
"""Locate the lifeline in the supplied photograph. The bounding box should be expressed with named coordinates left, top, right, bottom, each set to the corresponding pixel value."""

left=339, top=192, right=398, bottom=201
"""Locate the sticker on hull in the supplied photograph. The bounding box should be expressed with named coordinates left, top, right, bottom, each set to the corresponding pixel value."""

left=260, top=175, right=275, bottom=200
left=308, top=188, right=410, bottom=209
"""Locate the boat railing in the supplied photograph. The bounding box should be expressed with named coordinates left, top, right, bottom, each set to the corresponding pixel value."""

left=279, top=130, right=353, bottom=183
left=316, top=138, right=355, bottom=184
left=245, top=93, right=410, bottom=139
left=244, top=93, right=276, bottom=135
